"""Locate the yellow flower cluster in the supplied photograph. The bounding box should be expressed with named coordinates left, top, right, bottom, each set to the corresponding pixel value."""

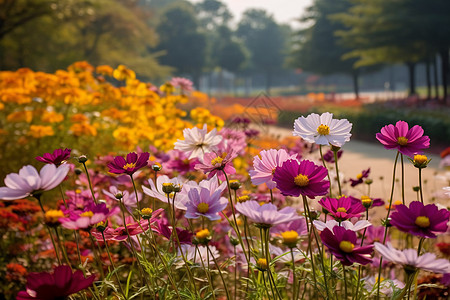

left=0, top=61, right=223, bottom=170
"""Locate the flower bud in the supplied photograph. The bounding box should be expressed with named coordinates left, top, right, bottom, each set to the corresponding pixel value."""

left=282, top=230, right=299, bottom=248
left=411, top=154, right=431, bottom=169
left=162, top=183, right=174, bottom=194
left=229, top=180, right=241, bottom=190
left=96, top=220, right=108, bottom=232
left=77, top=155, right=88, bottom=163
left=173, top=184, right=182, bottom=193
left=141, top=208, right=153, bottom=220
left=257, top=258, right=268, bottom=271
left=152, top=163, right=162, bottom=172
left=74, top=168, right=83, bottom=175
left=412, top=186, right=420, bottom=192
left=44, top=210, right=64, bottom=227
left=361, top=195, right=373, bottom=209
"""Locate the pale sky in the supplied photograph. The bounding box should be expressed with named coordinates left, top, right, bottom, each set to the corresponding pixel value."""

left=189, top=0, right=313, bottom=27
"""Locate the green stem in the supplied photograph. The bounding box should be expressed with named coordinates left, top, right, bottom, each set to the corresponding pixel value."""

left=342, top=264, right=348, bottom=299
left=301, top=196, right=317, bottom=294
left=319, top=145, right=333, bottom=197
left=290, top=248, right=297, bottom=300
left=418, top=168, right=424, bottom=204
left=207, top=244, right=231, bottom=300
left=401, top=154, right=405, bottom=205
left=101, top=232, right=127, bottom=298
left=333, top=149, right=342, bottom=196
left=130, top=174, right=142, bottom=213
left=82, top=162, right=97, bottom=204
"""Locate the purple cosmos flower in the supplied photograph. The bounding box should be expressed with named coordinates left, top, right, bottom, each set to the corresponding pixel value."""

left=320, top=226, right=373, bottom=266
left=318, top=196, right=365, bottom=221
left=107, top=152, right=149, bottom=175
left=165, top=149, right=198, bottom=175
left=376, top=120, right=430, bottom=157
left=235, top=200, right=302, bottom=227
left=0, top=164, right=70, bottom=200
left=17, top=265, right=95, bottom=300
left=59, top=202, right=118, bottom=230
left=322, top=149, right=343, bottom=163
left=154, top=218, right=193, bottom=245
left=195, top=150, right=237, bottom=181
left=35, top=148, right=72, bottom=166
left=273, top=159, right=330, bottom=199
left=185, top=186, right=228, bottom=221
left=374, top=242, right=450, bottom=274
left=390, top=201, right=450, bottom=238
left=250, top=149, right=297, bottom=189
left=349, top=168, right=370, bottom=187
left=361, top=225, right=389, bottom=246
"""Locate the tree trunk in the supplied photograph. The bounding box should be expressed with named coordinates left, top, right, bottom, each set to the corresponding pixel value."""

left=406, top=62, right=416, bottom=96
left=439, top=48, right=449, bottom=104
left=433, top=55, right=439, bottom=99
left=352, top=70, right=359, bottom=100
left=425, top=58, right=431, bottom=101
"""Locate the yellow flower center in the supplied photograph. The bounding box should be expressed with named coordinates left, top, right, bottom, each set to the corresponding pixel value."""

left=339, top=241, right=355, bottom=253
left=414, top=155, right=428, bottom=164
left=197, top=202, right=209, bottom=213
left=271, top=168, right=276, bottom=175
left=211, top=156, right=224, bottom=166
left=282, top=230, right=299, bottom=244
left=376, top=277, right=385, bottom=283
left=257, top=258, right=268, bottom=270
left=123, top=162, right=136, bottom=170
left=397, top=136, right=408, bottom=146
left=356, top=173, right=363, bottom=180
left=196, top=228, right=210, bottom=239
left=294, top=174, right=309, bottom=187
left=317, top=124, right=330, bottom=135
left=336, top=207, right=347, bottom=213
left=141, top=208, right=153, bottom=215
left=238, top=195, right=250, bottom=203
left=415, top=216, right=430, bottom=228
left=44, top=210, right=64, bottom=223
left=80, top=211, right=94, bottom=218
left=361, top=196, right=372, bottom=205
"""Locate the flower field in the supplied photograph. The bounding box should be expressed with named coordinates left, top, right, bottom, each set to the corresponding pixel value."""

left=1, top=62, right=450, bottom=299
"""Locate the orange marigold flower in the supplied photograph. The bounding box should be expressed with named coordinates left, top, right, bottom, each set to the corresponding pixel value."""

left=69, top=122, right=97, bottom=137
left=96, top=65, right=113, bottom=76
left=70, top=113, right=88, bottom=123
left=68, top=61, right=94, bottom=73
left=113, top=65, right=135, bottom=81
left=7, top=110, right=33, bottom=123
left=6, top=263, right=27, bottom=281
left=41, top=111, right=64, bottom=123
left=29, top=125, right=54, bottom=138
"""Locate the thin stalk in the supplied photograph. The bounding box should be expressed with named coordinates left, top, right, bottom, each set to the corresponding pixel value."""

left=88, top=233, right=105, bottom=280
left=333, top=149, right=342, bottom=196
left=59, top=185, right=68, bottom=208
left=377, top=151, right=400, bottom=300
left=81, top=162, right=98, bottom=204
left=101, top=232, right=127, bottom=298
left=196, top=246, right=216, bottom=300
left=270, top=189, right=274, bottom=204
left=355, top=209, right=370, bottom=300
left=301, top=196, right=318, bottom=294
left=342, top=264, right=348, bottom=299
left=234, top=245, right=238, bottom=300
left=319, top=145, right=333, bottom=197
left=290, top=248, right=297, bottom=300
left=419, top=168, right=424, bottom=203
left=401, top=154, right=405, bottom=204
left=207, top=244, right=231, bottom=300
left=130, top=174, right=142, bottom=213
left=54, top=227, right=72, bottom=268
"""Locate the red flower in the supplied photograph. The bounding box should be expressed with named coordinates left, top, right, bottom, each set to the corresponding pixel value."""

left=35, top=148, right=72, bottom=166
left=17, top=265, right=95, bottom=300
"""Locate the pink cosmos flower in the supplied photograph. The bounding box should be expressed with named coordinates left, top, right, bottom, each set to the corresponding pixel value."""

left=170, top=77, right=193, bottom=91
left=235, top=200, right=302, bottom=227
left=374, top=242, right=450, bottom=274
left=390, top=201, right=450, bottom=238
left=272, top=218, right=308, bottom=236
left=154, top=218, right=193, bottom=245
left=35, top=148, right=72, bottom=166
left=273, top=159, right=330, bottom=198
left=102, top=186, right=142, bottom=208
left=250, top=149, right=297, bottom=189
left=376, top=120, right=430, bottom=157
left=59, top=202, right=119, bottom=230
left=0, top=164, right=70, bottom=200
left=318, top=196, right=365, bottom=221
left=17, top=265, right=95, bottom=300
left=195, top=150, right=237, bottom=181
left=185, top=186, right=228, bottom=221
left=361, top=225, right=389, bottom=246
left=165, top=149, right=198, bottom=175
left=320, top=226, right=373, bottom=266
left=142, top=175, right=187, bottom=210
left=218, top=128, right=247, bottom=155
left=107, top=152, right=149, bottom=176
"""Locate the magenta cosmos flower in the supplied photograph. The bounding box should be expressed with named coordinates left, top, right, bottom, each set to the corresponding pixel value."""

left=250, top=149, right=297, bottom=189
left=320, top=226, right=373, bottom=266
left=17, top=265, right=95, bottom=300
left=0, top=164, right=70, bottom=200
left=349, top=168, right=370, bottom=187
left=390, top=201, right=450, bottom=238
left=375, top=242, right=450, bottom=274
left=59, top=202, right=119, bottom=230
left=273, top=159, right=330, bottom=198
left=235, top=200, right=302, bottom=227
left=185, top=186, right=228, bottom=221
left=376, top=120, right=430, bottom=157
left=35, top=148, right=72, bottom=166
left=318, top=196, right=365, bottom=221
left=195, top=150, right=237, bottom=181
left=107, top=152, right=149, bottom=175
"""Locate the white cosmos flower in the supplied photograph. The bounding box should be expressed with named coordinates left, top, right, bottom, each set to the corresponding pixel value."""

left=313, top=219, right=372, bottom=232
left=142, top=175, right=187, bottom=210
left=0, top=164, right=70, bottom=200
left=174, top=124, right=222, bottom=159
left=293, top=112, right=352, bottom=147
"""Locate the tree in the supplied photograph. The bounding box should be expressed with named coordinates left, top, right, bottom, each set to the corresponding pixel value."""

left=237, top=9, right=289, bottom=93
left=156, top=3, right=207, bottom=86
left=290, top=0, right=368, bottom=98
